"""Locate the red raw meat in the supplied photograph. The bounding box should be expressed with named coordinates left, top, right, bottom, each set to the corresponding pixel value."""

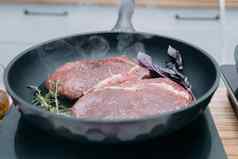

left=71, top=78, right=193, bottom=119
left=45, top=56, right=150, bottom=100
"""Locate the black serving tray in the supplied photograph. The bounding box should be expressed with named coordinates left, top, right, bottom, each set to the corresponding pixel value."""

left=0, top=107, right=227, bottom=159
left=221, top=65, right=238, bottom=118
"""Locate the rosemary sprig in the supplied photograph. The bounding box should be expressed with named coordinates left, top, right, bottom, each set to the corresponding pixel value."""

left=28, top=85, right=52, bottom=109
left=27, top=81, right=71, bottom=116
left=54, top=80, right=59, bottom=114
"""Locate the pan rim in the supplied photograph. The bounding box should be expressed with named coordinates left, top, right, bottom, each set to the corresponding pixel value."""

left=4, top=31, right=220, bottom=123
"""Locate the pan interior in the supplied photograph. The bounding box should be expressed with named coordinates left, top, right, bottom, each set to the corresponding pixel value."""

left=6, top=32, right=218, bottom=105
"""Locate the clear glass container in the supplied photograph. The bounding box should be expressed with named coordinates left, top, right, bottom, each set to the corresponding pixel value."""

left=0, top=65, right=10, bottom=120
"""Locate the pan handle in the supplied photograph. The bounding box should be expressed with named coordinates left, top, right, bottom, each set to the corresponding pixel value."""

left=234, top=45, right=238, bottom=71
left=112, top=0, right=135, bottom=32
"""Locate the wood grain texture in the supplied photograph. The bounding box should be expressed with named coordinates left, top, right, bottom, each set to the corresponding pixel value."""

left=159, top=0, right=238, bottom=8
left=0, top=0, right=237, bottom=8
left=210, top=88, right=238, bottom=159
left=0, top=0, right=160, bottom=6
left=159, top=0, right=219, bottom=8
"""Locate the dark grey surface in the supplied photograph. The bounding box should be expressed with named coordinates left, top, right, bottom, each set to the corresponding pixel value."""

left=220, top=65, right=238, bottom=118
left=0, top=107, right=227, bottom=159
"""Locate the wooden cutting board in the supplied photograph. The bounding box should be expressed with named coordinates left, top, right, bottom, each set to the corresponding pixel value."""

left=210, top=88, right=238, bottom=159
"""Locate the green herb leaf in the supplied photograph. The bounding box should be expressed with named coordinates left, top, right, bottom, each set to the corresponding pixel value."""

left=27, top=81, right=71, bottom=116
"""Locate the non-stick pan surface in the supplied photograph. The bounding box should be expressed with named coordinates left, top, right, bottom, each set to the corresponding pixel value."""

left=4, top=0, right=219, bottom=143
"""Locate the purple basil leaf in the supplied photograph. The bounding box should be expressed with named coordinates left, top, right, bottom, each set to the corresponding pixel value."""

left=151, top=64, right=167, bottom=78
left=137, top=51, right=154, bottom=70
left=137, top=50, right=194, bottom=99
left=165, top=65, right=191, bottom=89
left=168, top=45, right=183, bottom=71
left=167, top=45, right=177, bottom=59
left=166, top=61, right=173, bottom=68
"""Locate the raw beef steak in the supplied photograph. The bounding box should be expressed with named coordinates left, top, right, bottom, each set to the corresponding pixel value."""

left=45, top=56, right=150, bottom=100
left=71, top=78, right=193, bottom=119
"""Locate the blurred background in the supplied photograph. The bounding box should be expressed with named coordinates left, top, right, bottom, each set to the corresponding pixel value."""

left=0, top=0, right=234, bottom=66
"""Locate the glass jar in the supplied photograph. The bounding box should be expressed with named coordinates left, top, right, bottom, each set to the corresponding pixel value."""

left=0, top=64, right=10, bottom=120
